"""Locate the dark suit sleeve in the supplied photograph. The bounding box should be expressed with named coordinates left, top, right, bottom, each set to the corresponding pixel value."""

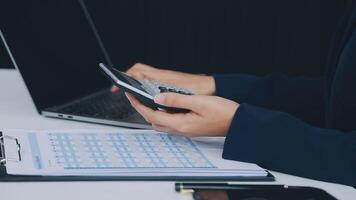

left=223, top=104, right=356, bottom=187
left=213, top=74, right=325, bottom=126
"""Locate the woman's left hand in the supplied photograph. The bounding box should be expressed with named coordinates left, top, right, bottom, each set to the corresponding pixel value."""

left=125, top=93, right=240, bottom=137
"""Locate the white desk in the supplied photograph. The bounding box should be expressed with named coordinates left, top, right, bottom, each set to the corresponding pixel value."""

left=0, top=69, right=355, bottom=200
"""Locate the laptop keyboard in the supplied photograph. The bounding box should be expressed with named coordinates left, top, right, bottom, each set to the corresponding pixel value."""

left=57, top=89, right=136, bottom=120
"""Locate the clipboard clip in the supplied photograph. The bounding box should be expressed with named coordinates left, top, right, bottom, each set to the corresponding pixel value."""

left=0, top=134, right=22, bottom=165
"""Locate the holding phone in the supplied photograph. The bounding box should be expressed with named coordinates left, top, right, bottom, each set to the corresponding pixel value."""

left=99, top=63, right=193, bottom=113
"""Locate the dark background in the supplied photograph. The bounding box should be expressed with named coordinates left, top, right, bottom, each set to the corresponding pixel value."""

left=0, top=36, right=11, bottom=67
left=0, top=0, right=347, bottom=76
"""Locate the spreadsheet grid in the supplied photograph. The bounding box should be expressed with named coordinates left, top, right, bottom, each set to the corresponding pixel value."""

left=48, top=132, right=215, bottom=169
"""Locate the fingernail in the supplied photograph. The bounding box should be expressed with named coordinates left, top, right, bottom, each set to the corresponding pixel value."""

left=154, top=94, right=165, bottom=105
left=125, top=93, right=132, bottom=102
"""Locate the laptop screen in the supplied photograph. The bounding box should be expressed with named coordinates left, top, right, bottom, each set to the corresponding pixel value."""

left=0, top=1, right=112, bottom=112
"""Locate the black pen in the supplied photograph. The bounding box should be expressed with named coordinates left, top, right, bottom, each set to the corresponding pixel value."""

left=175, top=182, right=287, bottom=192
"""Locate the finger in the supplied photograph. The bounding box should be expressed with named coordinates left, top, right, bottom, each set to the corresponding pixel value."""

left=126, top=63, right=155, bottom=80
left=152, top=124, right=172, bottom=133
left=154, top=93, right=204, bottom=111
left=127, top=70, right=146, bottom=80
left=111, top=85, right=119, bottom=93
left=126, top=63, right=171, bottom=81
left=130, top=63, right=155, bottom=71
left=126, top=93, right=175, bottom=125
left=152, top=124, right=192, bottom=137
left=125, top=93, right=154, bottom=123
left=151, top=124, right=188, bottom=136
left=125, top=93, right=187, bottom=129
left=155, top=126, right=196, bottom=137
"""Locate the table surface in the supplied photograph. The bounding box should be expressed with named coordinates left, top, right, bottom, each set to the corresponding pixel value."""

left=0, top=69, right=355, bottom=200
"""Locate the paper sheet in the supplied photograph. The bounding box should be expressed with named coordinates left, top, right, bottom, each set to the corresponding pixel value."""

left=3, top=129, right=267, bottom=177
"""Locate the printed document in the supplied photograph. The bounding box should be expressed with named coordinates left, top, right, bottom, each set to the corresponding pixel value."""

left=2, top=129, right=268, bottom=178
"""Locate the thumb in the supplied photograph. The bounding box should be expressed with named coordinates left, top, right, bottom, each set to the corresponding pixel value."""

left=154, top=93, right=203, bottom=111
left=128, top=71, right=146, bottom=80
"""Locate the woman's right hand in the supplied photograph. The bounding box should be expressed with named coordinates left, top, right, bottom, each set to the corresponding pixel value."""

left=111, top=63, right=216, bottom=96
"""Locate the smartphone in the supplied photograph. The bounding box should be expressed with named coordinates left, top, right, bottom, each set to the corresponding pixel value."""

left=192, top=185, right=337, bottom=200
left=99, top=63, right=193, bottom=113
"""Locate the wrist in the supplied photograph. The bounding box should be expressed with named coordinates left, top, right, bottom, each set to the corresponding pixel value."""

left=222, top=102, right=240, bottom=136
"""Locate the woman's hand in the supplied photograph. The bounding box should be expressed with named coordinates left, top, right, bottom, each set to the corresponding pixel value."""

left=112, top=63, right=216, bottom=96
left=125, top=92, right=239, bottom=137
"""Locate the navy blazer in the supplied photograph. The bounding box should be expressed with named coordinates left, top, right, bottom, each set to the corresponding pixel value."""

left=214, top=1, right=356, bottom=187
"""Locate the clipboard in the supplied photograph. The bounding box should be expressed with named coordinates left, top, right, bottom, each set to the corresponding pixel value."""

left=0, top=131, right=275, bottom=182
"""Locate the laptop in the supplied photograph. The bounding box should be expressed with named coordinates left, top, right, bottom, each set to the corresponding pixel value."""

left=0, top=0, right=150, bottom=129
